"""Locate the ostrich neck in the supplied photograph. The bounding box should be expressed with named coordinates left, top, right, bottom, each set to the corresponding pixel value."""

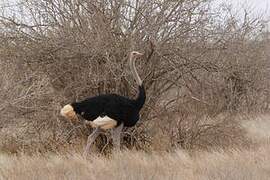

left=129, top=54, right=142, bottom=86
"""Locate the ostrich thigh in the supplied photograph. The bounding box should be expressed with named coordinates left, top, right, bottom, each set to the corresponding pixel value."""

left=90, top=116, right=117, bottom=130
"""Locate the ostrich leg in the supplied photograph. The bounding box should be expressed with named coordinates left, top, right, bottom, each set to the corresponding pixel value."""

left=83, top=127, right=101, bottom=157
left=111, top=123, right=123, bottom=150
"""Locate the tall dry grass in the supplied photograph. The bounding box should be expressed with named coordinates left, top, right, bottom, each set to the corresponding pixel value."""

left=1, top=145, right=270, bottom=180
left=1, top=114, right=270, bottom=180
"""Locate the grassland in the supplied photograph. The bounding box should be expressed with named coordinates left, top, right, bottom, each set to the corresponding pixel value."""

left=1, top=0, right=270, bottom=179
left=1, top=115, right=270, bottom=180
left=1, top=145, right=270, bottom=180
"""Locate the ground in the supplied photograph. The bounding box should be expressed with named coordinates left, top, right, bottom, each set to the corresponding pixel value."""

left=1, top=114, right=270, bottom=180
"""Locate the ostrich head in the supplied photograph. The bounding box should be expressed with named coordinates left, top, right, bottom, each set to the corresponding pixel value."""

left=130, top=51, right=143, bottom=57
left=60, top=104, right=79, bottom=123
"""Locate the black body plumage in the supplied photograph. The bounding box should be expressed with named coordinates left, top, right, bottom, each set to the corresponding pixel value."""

left=71, top=85, right=146, bottom=127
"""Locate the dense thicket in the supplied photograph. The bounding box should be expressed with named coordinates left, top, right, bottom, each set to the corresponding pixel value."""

left=0, top=0, right=269, bottom=153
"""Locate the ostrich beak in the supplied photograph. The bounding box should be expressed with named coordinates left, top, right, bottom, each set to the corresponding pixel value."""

left=137, top=52, right=144, bottom=56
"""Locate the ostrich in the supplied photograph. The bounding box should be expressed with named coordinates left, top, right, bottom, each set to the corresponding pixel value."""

left=60, top=51, right=145, bottom=157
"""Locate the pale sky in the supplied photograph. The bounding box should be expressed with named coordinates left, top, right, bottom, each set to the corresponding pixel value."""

left=215, top=0, right=270, bottom=17
left=1, top=0, right=269, bottom=19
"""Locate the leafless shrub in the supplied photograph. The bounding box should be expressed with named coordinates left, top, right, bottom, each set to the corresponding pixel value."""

left=0, top=0, right=269, bottom=153
left=149, top=99, right=250, bottom=151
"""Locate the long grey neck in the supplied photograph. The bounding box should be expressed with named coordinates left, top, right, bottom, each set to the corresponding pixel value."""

left=129, top=54, right=142, bottom=86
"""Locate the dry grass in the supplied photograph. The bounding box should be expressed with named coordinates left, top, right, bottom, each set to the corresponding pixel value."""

left=241, top=114, right=270, bottom=146
left=0, top=115, right=269, bottom=180
left=0, top=145, right=270, bottom=180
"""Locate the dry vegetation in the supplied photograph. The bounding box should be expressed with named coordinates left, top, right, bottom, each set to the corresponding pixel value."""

left=1, top=143, right=270, bottom=180
left=0, top=0, right=270, bottom=179
left=0, top=115, right=270, bottom=179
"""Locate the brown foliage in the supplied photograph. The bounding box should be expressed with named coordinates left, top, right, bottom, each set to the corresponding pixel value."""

left=0, top=0, right=269, bottom=153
